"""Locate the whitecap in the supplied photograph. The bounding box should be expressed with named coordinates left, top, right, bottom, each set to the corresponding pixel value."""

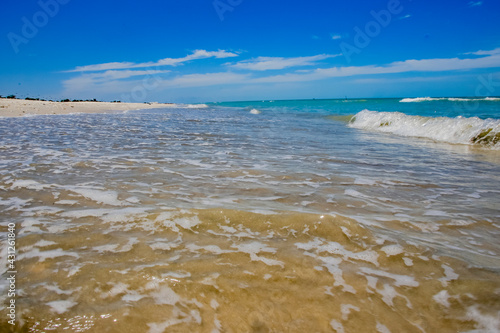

left=400, top=97, right=444, bottom=102
left=184, top=104, right=208, bottom=109
left=349, top=110, right=500, bottom=148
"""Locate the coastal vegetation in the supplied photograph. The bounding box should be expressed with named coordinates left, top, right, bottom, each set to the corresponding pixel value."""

left=0, top=95, right=121, bottom=103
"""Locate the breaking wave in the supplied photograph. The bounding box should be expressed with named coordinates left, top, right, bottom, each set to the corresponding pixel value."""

left=400, top=97, right=500, bottom=103
left=349, top=110, right=500, bottom=148
left=183, top=104, right=209, bottom=109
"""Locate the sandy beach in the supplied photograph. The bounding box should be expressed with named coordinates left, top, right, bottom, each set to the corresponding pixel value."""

left=0, top=98, right=172, bottom=117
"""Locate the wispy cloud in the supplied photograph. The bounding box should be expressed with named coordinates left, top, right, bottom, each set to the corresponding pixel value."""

left=61, top=69, right=171, bottom=96
left=331, top=34, right=342, bottom=40
left=468, top=1, right=483, bottom=7
left=162, top=72, right=249, bottom=88
left=464, top=47, right=500, bottom=56
left=61, top=47, right=500, bottom=100
left=65, top=50, right=239, bottom=73
left=399, top=14, right=412, bottom=20
left=62, top=70, right=248, bottom=98
left=79, top=69, right=171, bottom=82
left=250, top=48, right=500, bottom=83
left=229, top=54, right=340, bottom=71
left=352, top=75, right=460, bottom=85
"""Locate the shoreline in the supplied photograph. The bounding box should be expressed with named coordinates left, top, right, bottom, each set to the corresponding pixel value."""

left=0, top=98, right=174, bottom=117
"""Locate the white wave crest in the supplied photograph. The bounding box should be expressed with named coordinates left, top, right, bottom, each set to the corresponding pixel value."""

left=250, top=109, right=261, bottom=115
left=400, top=97, right=500, bottom=103
left=400, top=97, right=445, bottom=103
left=447, top=98, right=474, bottom=102
left=184, top=104, right=208, bottom=109
left=349, top=110, right=500, bottom=148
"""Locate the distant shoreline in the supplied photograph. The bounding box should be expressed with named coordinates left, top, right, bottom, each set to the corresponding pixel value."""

left=0, top=98, right=174, bottom=117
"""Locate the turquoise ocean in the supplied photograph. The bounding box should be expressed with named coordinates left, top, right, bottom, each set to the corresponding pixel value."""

left=1, top=97, right=499, bottom=332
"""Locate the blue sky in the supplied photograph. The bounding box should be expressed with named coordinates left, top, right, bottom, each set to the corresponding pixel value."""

left=1, top=0, right=500, bottom=103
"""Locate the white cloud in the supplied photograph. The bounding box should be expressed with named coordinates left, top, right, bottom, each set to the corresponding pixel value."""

left=465, top=47, right=500, bottom=56
left=65, top=50, right=239, bottom=72
left=61, top=69, right=170, bottom=96
left=229, top=54, right=340, bottom=71
left=331, top=34, right=342, bottom=40
left=66, top=62, right=137, bottom=72
left=87, top=70, right=170, bottom=82
left=62, top=69, right=169, bottom=90
left=250, top=48, right=500, bottom=83
left=161, top=72, right=249, bottom=88
left=61, top=47, right=500, bottom=101
left=62, top=70, right=248, bottom=99
left=352, top=75, right=458, bottom=85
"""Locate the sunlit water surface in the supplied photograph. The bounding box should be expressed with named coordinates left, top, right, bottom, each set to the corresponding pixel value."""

left=1, top=101, right=500, bottom=332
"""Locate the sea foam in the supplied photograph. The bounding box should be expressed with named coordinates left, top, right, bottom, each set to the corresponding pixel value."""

left=400, top=97, right=500, bottom=102
left=400, top=97, right=447, bottom=102
left=184, top=104, right=208, bottom=109
left=349, top=110, right=500, bottom=148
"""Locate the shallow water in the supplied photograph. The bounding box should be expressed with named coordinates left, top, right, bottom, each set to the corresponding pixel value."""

left=1, top=101, right=500, bottom=332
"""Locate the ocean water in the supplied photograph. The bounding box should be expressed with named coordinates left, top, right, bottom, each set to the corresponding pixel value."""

left=0, top=98, right=499, bottom=332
